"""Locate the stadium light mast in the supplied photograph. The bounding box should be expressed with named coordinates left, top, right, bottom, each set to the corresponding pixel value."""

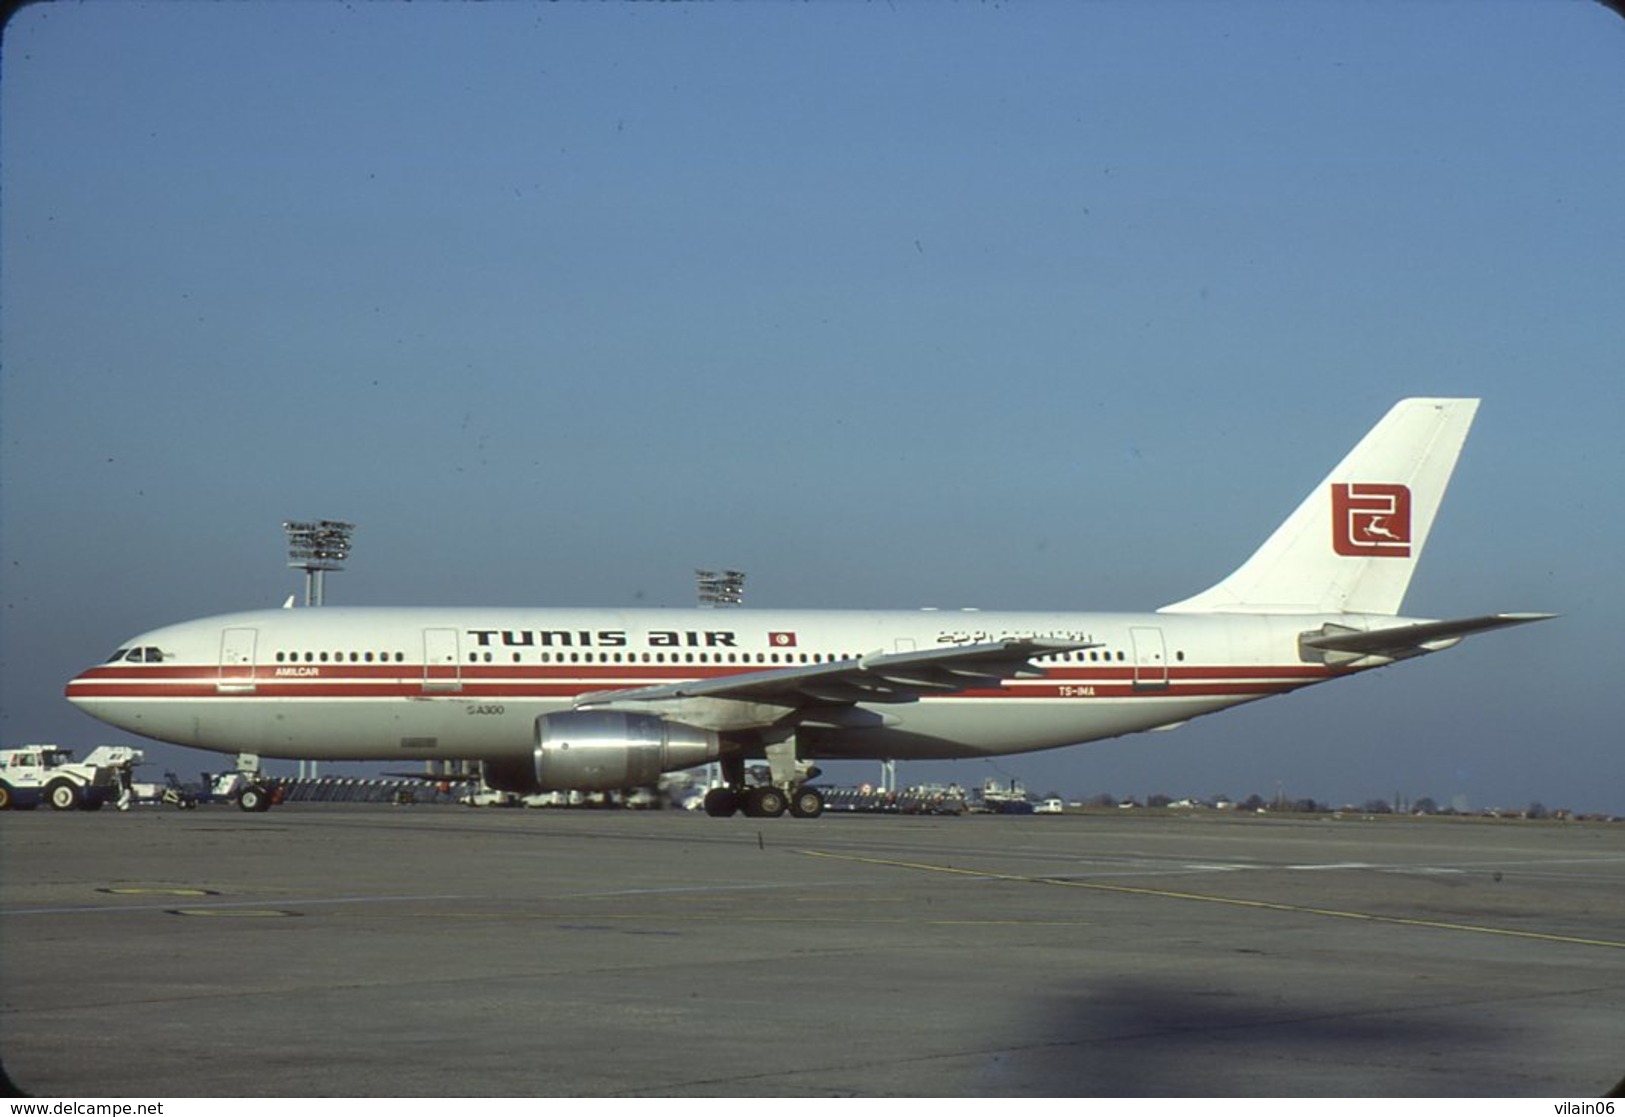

left=696, top=568, right=745, bottom=793
left=696, top=569, right=746, bottom=608
left=284, top=520, right=354, bottom=607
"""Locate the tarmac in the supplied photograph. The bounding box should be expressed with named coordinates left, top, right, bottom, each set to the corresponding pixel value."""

left=3, top=804, right=1623, bottom=1098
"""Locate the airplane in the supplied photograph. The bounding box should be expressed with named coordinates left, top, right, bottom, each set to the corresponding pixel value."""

left=64, top=398, right=1550, bottom=818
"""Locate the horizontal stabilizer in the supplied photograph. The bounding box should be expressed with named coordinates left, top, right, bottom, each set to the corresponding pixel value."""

left=1300, top=612, right=1554, bottom=665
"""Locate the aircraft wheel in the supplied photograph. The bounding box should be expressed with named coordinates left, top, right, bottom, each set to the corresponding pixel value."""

left=47, top=781, right=82, bottom=812
left=0, top=782, right=12, bottom=810
left=238, top=785, right=271, bottom=813
left=702, top=788, right=739, bottom=818
left=745, top=786, right=787, bottom=819
left=789, top=787, right=824, bottom=819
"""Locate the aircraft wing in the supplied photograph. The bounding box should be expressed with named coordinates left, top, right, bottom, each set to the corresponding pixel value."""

left=574, top=638, right=1096, bottom=712
left=1300, top=612, right=1554, bottom=664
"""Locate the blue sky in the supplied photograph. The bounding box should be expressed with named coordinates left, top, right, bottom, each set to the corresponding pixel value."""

left=3, top=1, right=1622, bottom=812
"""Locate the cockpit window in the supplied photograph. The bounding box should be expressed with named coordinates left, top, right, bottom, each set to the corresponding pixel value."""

left=108, top=646, right=165, bottom=663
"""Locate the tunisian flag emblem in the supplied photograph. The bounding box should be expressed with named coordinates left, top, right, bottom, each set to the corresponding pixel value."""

left=768, top=631, right=798, bottom=648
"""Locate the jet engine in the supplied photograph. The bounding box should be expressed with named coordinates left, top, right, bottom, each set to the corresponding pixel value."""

left=481, top=710, right=719, bottom=793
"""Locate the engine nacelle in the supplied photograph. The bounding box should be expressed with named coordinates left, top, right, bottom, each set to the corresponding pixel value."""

left=482, top=710, right=720, bottom=794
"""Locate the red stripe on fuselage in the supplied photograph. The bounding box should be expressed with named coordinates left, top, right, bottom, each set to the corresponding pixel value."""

left=66, top=662, right=1335, bottom=703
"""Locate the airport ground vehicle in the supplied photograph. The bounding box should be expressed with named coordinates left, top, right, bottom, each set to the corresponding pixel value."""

left=159, top=771, right=199, bottom=809
left=205, top=770, right=284, bottom=812
left=0, top=744, right=140, bottom=811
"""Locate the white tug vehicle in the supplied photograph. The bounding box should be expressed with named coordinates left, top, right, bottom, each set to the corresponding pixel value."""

left=0, top=744, right=141, bottom=811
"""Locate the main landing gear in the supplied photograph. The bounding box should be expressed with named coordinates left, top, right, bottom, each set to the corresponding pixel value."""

left=701, top=741, right=825, bottom=819
left=702, top=783, right=825, bottom=819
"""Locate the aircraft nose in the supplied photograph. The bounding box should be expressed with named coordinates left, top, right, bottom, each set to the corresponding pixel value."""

left=65, top=665, right=99, bottom=708
left=65, top=657, right=123, bottom=719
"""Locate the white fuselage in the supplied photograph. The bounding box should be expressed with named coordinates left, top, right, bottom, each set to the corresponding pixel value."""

left=65, top=605, right=1381, bottom=766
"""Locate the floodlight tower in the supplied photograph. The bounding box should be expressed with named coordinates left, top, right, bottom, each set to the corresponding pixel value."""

left=695, top=569, right=746, bottom=608
left=284, top=520, right=354, bottom=607
left=696, top=567, right=746, bottom=792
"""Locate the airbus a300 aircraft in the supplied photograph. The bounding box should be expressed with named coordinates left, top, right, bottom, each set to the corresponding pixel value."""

left=66, top=399, right=1548, bottom=817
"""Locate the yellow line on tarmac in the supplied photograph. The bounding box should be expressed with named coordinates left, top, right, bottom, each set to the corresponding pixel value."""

left=800, top=849, right=1625, bottom=951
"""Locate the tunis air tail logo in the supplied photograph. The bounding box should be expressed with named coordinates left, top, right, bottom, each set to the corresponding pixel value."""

left=1331, top=483, right=1412, bottom=557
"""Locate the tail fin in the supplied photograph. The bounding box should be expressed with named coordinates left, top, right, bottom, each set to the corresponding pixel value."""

left=1159, top=398, right=1479, bottom=617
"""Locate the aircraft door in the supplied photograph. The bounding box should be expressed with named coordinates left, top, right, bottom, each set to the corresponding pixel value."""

left=422, top=628, right=462, bottom=693
left=1129, top=626, right=1170, bottom=690
left=218, top=628, right=258, bottom=694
